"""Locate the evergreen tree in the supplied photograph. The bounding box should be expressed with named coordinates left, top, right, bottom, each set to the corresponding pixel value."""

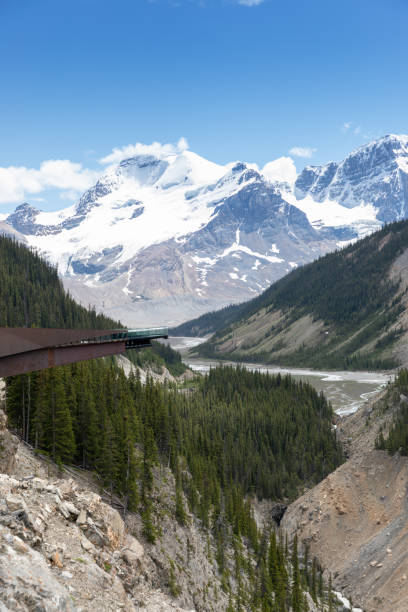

left=291, top=535, right=302, bottom=612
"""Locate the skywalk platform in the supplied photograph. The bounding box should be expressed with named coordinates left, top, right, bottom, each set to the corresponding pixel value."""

left=0, top=327, right=168, bottom=377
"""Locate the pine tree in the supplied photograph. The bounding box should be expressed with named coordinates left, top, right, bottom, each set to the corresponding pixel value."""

left=328, top=574, right=334, bottom=612
left=310, top=557, right=317, bottom=603
left=34, top=368, right=76, bottom=463
left=291, top=535, right=302, bottom=612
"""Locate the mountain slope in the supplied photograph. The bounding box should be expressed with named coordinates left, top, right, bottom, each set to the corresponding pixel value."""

left=282, top=371, right=408, bottom=612
left=192, top=220, right=408, bottom=369
left=4, top=157, right=334, bottom=326
left=0, top=234, right=117, bottom=329
left=295, top=134, right=408, bottom=223
left=4, top=135, right=408, bottom=326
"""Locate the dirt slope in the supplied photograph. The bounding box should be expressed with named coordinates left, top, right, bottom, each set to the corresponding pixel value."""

left=282, top=388, right=408, bottom=612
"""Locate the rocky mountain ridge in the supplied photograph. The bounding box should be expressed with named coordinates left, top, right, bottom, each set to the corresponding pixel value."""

left=0, top=409, right=193, bottom=611
left=295, top=135, right=408, bottom=223
left=3, top=135, right=408, bottom=326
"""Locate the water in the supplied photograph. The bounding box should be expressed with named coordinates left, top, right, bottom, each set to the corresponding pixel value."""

left=163, top=336, right=393, bottom=415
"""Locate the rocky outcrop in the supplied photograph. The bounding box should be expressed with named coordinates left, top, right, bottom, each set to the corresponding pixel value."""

left=0, top=473, right=132, bottom=611
left=0, top=465, right=196, bottom=611
left=282, top=389, right=408, bottom=612
left=0, top=524, right=76, bottom=612
left=0, top=405, right=245, bottom=612
left=0, top=403, right=18, bottom=475
left=115, top=355, right=176, bottom=384
left=0, top=404, right=197, bottom=612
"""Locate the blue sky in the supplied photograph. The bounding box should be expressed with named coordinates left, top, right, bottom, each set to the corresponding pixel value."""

left=0, top=0, right=407, bottom=211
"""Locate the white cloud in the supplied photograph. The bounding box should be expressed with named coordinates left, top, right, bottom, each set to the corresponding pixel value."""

left=237, top=0, right=264, bottom=5
left=0, top=138, right=192, bottom=207
left=262, top=157, right=297, bottom=184
left=0, top=160, right=97, bottom=205
left=342, top=122, right=363, bottom=136
left=288, top=146, right=316, bottom=159
left=100, top=137, right=189, bottom=166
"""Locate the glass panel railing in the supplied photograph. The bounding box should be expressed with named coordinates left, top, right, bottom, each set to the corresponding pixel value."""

left=127, top=327, right=168, bottom=339
left=77, top=328, right=168, bottom=344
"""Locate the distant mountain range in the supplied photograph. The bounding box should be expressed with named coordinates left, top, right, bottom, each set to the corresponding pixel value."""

left=2, top=134, right=408, bottom=326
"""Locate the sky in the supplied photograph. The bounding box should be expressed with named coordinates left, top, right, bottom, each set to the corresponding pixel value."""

left=0, top=0, right=407, bottom=212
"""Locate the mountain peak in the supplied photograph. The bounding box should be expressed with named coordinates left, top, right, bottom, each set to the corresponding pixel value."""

left=349, top=133, right=408, bottom=157
left=6, top=203, right=40, bottom=235
left=295, top=134, right=408, bottom=222
left=14, top=202, right=39, bottom=213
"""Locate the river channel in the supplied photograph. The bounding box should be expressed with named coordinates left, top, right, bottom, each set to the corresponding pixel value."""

left=163, top=336, right=393, bottom=416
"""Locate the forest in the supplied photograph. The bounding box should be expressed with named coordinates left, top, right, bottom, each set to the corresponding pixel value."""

left=175, top=220, right=408, bottom=339
left=375, top=368, right=408, bottom=455
left=190, top=221, right=408, bottom=369
left=1, top=235, right=343, bottom=609
left=5, top=364, right=343, bottom=537
left=5, top=360, right=342, bottom=610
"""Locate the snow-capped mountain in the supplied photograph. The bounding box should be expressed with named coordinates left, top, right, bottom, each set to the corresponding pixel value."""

left=295, top=134, right=408, bottom=223
left=3, top=135, right=408, bottom=326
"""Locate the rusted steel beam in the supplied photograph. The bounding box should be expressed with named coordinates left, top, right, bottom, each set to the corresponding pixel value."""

left=0, top=340, right=127, bottom=378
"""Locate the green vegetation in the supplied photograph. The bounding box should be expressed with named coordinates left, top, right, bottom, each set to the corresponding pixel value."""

left=0, top=235, right=117, bottom=329
left=6, top=361, right=342, bottom=609
left=6, top=364, right=343, bottom=521
left=2, top=235, right=342, bottom=609
left=178, top=366, right=343, bottom=503
left=171, top=301, right=247, bottom=338
left=193, top=221, right=408, bottom=369
left=376, top=369, right=408, bottom=454
left=127, top=340, right=186, bottom=377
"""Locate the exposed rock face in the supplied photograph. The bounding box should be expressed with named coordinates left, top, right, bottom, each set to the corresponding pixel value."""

left=0, top=525, right=76, bottom=611
left=0, top=473, right=130, bottom=611
left=0, top=411, right=254, bottom=612
left=295, top=134, right=408, bottom=223
left=282, top=389, right=408, bottom=612
left=0, top=407, right=18, bottom=475
left=0, top=463, right=195, bottom=611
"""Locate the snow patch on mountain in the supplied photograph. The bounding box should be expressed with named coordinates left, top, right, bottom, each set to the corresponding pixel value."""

left=192, top=229, right=284, bottom=275
left=285, top=191, right=380, bottom=234
left=35, top=204, right=77, bottom=226
left=295, top=134, right=408, bottom=223
left=26, top=153, right=265, bottom=275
